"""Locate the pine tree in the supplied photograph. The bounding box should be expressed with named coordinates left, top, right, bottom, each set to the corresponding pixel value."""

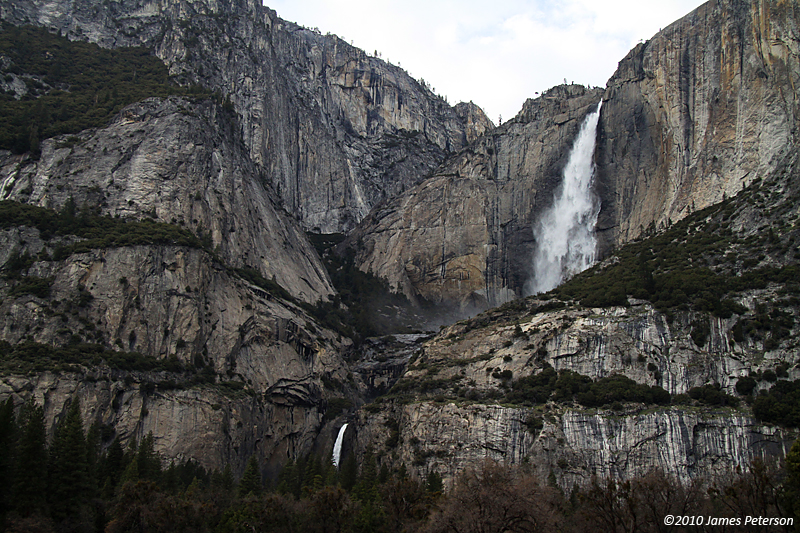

left=48, top=398, right=91, bottom=523
left=99, top=436, right=124, bottom=495
left=238, top=456, right=262, bottom=497
left=783, top=439, right=800, bottom=520
left=0, top=398, right=17, bottom=521
left=353, top=448, right=378, bottom=502
left=12, top=400, right=48, bottom=517
left=85, top=421, right=101, bottom=492
left=426, top=471, right=444, bottom=494
left=340, top=452, right=358, bottom=492
left=136, top=431, right=162, bottom=482
left=221, top=463, right=234, bottom=492
left=276, top=459, right=297, bottom=496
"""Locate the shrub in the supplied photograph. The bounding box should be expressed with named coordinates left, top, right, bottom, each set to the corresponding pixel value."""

left=735, top=376, right=758, bottom=396
left=687, top=384, right=739, bottom=407
left=523, top=415, right=544, bottom=436
left=752, top=380, right=800, bottom=427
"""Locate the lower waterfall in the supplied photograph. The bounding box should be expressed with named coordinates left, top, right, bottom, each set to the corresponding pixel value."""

left=332, top=423, right=348, bottom=468
left=526, top=102, right=602, bottom=295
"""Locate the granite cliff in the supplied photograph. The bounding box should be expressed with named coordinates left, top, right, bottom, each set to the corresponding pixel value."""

left=346, top=0, right=800, bottom=310
left=1, top=0, right=490, bottom=233
left=0, top=0, right=798, bottom=495
left=0, top=97, right=362, bottom=477
left=344, top=85, right=603, bottom=312
left=595, top=0, right=800, bottom=252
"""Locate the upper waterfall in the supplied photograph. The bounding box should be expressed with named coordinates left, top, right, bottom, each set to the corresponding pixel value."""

left=526, top=102, right=602, bottom=295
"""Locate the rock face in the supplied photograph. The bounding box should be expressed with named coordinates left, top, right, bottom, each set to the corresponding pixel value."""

left=1, top=0, right=799, bottom=492
left=0, top=371, right=315, bottom=479
left=0, top=99, right=360, bottom=475
left=346, top=85, right=603, bottom=312
left=595, top=0, right=800, bottom=252
left=0, top=98, right=332, bottom=303
left=356, top=401, right=790, bottom=490
left=0, top=237, right=353, bottom=476
left=1, top=0, right=488, bottom=233
left=352, top=296, right=798, bottom=489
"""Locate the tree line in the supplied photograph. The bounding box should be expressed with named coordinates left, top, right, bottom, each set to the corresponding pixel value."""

left=1, top=394, right=798, bottom=532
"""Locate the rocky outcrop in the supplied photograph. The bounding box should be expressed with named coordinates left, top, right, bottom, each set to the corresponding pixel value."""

left=0, top=97, right=332, bottom=303
left=453, top=102, right=495, bottom=145
left=1, top=0, right=488, bottom=233
left=595, top=0, right=800, bottom=252
left=351, top=295, right=798, bottom=488
left=0, top=224, right=357, bottom=474
left=0, top=369, right=331, bottom=478
left=355, top=401, right=791, bottom=490
left=345, top=85, right=603, bottom=312
left=0, top=98, right=362, bottom=472
left=409, top=298, right=798, bottom=397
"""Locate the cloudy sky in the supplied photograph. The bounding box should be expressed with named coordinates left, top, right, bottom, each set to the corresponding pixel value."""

left=265, top=0, right=706, bottom=123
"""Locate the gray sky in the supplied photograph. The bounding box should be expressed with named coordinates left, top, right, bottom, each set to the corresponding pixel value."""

left=266, top=0, right=706, bottom=123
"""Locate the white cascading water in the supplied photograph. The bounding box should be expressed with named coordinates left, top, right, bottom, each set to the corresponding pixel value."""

left=332, top=423, right=348, bottom=468
left=526, top=102, right=602, bottom=295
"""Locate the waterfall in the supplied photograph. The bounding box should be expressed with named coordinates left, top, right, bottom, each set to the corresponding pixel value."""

left=526, top=102, right=602, bottom=295
left=332, top=423, right=348, bottom=468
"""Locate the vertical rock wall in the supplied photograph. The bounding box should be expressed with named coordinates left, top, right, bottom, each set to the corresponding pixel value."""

left=1, top=0, right=490, bottom=233
left=596, top=0, right=800, bottom=252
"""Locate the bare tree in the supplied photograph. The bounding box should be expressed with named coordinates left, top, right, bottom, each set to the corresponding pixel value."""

left=423, top=460, right=562, bottom=533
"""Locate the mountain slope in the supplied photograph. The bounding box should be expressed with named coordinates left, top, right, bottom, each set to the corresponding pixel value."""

left=2, top=0, right=492, bottom=233
left=343, top=85, right=603, bottom=313
left=596, top=0, right=800, bottom=252
left=345, top=0, right=800, bottom=313
left=352, top=149, right=800, bottom=488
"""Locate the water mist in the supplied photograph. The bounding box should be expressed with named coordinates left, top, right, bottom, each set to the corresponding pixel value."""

left=526, top=103, right=602, bottom=295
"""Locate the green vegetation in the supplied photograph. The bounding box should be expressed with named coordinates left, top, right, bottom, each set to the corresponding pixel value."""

left=6, top=276, right=52, bottom=298
left=505, top=366, right=671, bottom=408
left=1, top=399, right=794, bottom=533
left=752, top=379, right=800, bottom=427
left=552, top=177, right=800, bottom=324
left=323, top=397, right=353, bottom=422
left=1, top=199, right=302, bottom=306
left=0, top=23, right=210, bottom=155
left=0, top=340, right=187, bottom=374
left=233, top=266, right=294, bottom=303
left=681, top=384, right=740, bottom=407
left=0, top=398, right=228, bottom=531
left=385, top=364, right=673, bottom=409
left=0, top=200, right=205, bottom=253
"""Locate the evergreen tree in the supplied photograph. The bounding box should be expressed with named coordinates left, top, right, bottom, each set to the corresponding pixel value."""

left=85, top=421, right=101, bottom=490
left=353, top=448, right=378, bottom=502
left=221, top=463, right=235, bottom=493
left=99, top=436, right=125, bottom=494
left=0, top=398, right=17, bottom=522
left=48, top=398, right=91, bottom=523
left=238, top=456, right=262, bottom=497
left=276, top=459, right=298, bottom=497
left=340, top=452, right=358, bottom=492
left=136, top=432, right=162, bottom=482
left=426, top=471, right=444, bottom=494
left=162, top=460, right=179, bottom=493
left=783, top=439, right=800, bottom=522
left=12, top=400, right=48, bottom=517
